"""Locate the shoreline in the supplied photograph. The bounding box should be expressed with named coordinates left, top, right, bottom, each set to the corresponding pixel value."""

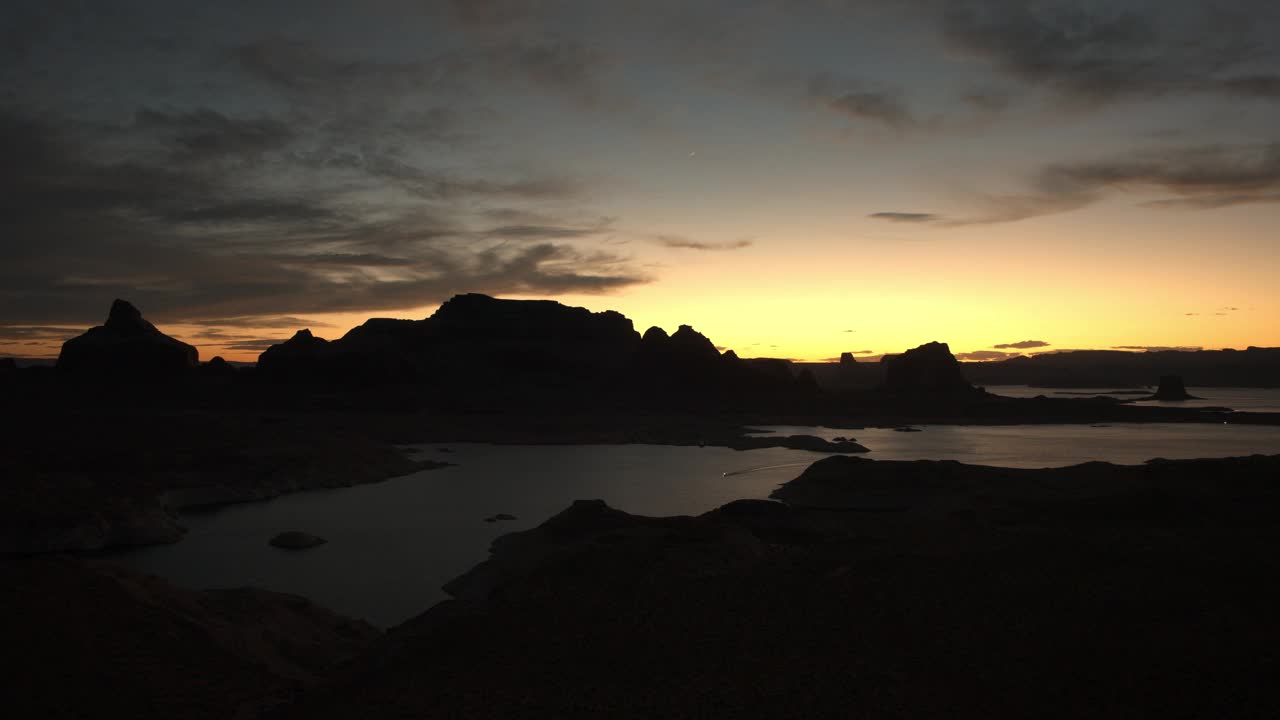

left=7, top=400, right=1280, bottom=555
left=281, top=452, right=1280, bottom=718
left=11, top=451, right=1280, bottom=716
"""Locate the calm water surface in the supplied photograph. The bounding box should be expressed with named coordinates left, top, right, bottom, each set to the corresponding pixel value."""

left=986, top=384, right=1280, bottom=413
left=121, top=393, right=1280, bottom=627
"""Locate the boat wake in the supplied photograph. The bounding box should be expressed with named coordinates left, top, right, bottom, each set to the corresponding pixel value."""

left=722, top=462, right=811, bottom=478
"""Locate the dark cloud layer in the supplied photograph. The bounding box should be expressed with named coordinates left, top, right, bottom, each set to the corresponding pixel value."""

left=873, top=142, right=1280, bottom=225
left=941, top=0, right=1280, bottom=106
left=0, top=105, right=647, bottom=326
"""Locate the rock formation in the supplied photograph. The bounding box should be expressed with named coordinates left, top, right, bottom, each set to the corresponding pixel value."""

left=252, top=295, right=807, bottom=408
left=960, top=346, right=1280, bottom=389
left=1150, top=374, right=1197, bottom=401
left=257, top=294, right=641, bottom=383
left=200, top=356, right=237, bottom=377
left=880, top=341, right=975, bottom=395
left=256, top=329, right=331, bottom=374
left=57, top=299, right=198, bottom=377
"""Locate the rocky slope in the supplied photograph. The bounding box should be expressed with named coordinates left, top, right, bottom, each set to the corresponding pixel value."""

left=1, top=555, right=376, bottom=720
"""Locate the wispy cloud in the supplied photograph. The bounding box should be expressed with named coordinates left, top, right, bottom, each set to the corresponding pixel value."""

left=808, top=74, right=915, bottom=129
left=957, top=350, right=1019, bottom=361
left=868, top=212, right=939, bottom=223
left=651, top=235, right=754, bottom=251
left=993, top=339, right=1049, bottom=350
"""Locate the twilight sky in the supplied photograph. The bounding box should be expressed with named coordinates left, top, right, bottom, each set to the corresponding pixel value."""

left=3, top=0, right=1279, bottom=362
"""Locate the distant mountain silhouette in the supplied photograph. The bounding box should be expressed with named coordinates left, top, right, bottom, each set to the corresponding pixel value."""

left=259, top=294, right=639, bottom=382
left=255, top=294, right=814, bottom=408
left=958, top=348, right=1280, bottom=388
left=57, top=299, right=198, bottom=377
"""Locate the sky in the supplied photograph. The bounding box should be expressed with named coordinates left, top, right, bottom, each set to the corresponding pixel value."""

left=2, top=0, right=1279, bottom=363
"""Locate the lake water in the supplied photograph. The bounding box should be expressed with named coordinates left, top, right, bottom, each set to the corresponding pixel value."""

left=120, top=389, right=1280, bottom=628
left=985, top=385, right=1280, bottom=413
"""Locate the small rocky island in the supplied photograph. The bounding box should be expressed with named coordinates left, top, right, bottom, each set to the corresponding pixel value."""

left=1149, top=374, right=1199, bottom=401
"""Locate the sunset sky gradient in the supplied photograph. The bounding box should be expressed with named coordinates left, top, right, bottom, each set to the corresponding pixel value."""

left=3, top=0, right=1278, bottom=362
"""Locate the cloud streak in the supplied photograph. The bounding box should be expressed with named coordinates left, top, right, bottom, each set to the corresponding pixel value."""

left=652, top=235, right=754, bottom=251
left=868, top=212, right=939, bottom=223
left=993, top=340, right=1049, bottom=349
left=957, top=350, right=1020, bottom=361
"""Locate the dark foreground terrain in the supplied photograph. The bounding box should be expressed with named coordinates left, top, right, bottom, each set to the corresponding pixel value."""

left=1, top=555, right=376, bottom=720
left=7, top=454, right=1280, bottom=718
left=266, top=453, right=1280, bottom=719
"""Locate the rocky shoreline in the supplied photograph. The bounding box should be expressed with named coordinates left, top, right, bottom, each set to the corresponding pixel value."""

left=0, top=409, right=451, bottom=554
left=9, top=453, right=1280, bottom=717
left=7, top=401, right=1279, bottom=555
left=278, top=453, right=1280, bottom=718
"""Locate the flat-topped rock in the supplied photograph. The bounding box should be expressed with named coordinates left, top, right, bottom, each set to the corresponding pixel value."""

left=1149, top=374, right=1198, bottom=401
left=881, top=341, right=973, bottom=395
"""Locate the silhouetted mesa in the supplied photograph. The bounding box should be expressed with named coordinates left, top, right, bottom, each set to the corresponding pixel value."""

left=1150, top=375, right=1197, bottom=401
left=56, top=299, right=198, bottom=377
left=956, top=347, right=1280, bottom=389
left=880, top=341, right=978, bottom=396
left=253, top=294, right=813, bottom=406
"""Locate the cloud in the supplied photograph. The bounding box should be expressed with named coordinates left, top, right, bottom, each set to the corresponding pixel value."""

left=220, top=338, right=292, bottom=352
left=1112, top=345, right=1203, bottom=352
left=808, top=74, right=915, bottom=129
left=0, top=106, right=650, bottom=327
left=868, top=212, right=940, bottom=223
left=481, top=220, right=613, bottom=241
left=956, top=350, right=1019, bottom=361
left=993, top=339, right=1050, bottom=349
left=927, top=142, right=1280, bottom=226
left=183, top=316, right=335, bottom=329
left=940, top=1, right=1280, bottom=106
left=235, top=36, right=613, bottom=109
left=0, top=326, right=84, bottom=341
left=1040, top=144, right=1280, bottom=208
left=651, top=235, right=753, bottom=251
left=133, top=107, right=296, bottom=160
